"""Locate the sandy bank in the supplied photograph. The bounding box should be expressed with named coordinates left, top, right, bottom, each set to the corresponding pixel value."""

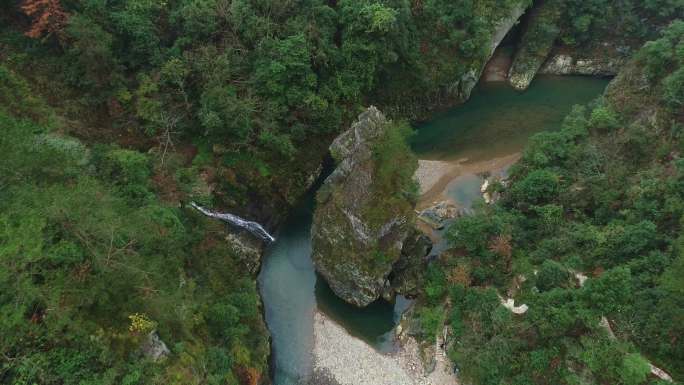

left=414, top=153, right=520, bottom=210
left=311, top=311, right=458, bottom=385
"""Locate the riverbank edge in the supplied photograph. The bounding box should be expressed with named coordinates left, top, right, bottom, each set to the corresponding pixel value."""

left=310, top=310, right=459, bottom=385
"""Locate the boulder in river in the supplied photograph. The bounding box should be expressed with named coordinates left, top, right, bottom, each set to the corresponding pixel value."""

left=311, top=106, right=417, bottom=307
left=417, top=201, right=461, bottom=230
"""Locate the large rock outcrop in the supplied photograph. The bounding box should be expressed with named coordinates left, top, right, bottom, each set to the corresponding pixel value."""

left=311, top=107, right=417, bottom=307
left=539, top=51, right=627, bottom=76
left=451, top=1, right=529, bottom=100
left=508, top=1, right=562, bottom=90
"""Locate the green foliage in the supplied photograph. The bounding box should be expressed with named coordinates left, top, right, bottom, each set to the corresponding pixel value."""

left=418, top=305, right=444, bottom=341
left=364, top=120, right=418, bottom=228
left=536, top=260, right=571, bottom=291
left=0, top=112, right=269, bottom=385
left=0, top=64, right=53, bottom=122
left=589, top=105, right=620, bottom=132
left=509, top=169, right=560, bottom=206
left=417, top=25, right=684, bottom=384
left=621, top=353, right=651, bottom=385
left=424, top=264, right=447, bottom=304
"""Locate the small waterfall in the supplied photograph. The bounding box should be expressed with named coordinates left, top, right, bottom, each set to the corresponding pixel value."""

left=190, top=202, right=275, bottom=242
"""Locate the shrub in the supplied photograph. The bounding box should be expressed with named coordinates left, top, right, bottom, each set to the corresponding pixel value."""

left=510, top=169, right=560, bottom=206
left=589, top=106, right=620, bottom=131
left=536, top=260, right=571, bottom=291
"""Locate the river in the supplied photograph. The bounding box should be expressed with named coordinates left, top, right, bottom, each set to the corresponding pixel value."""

left=258, top=75, right=609, bottom=385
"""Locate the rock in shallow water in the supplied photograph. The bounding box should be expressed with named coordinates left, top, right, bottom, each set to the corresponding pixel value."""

left=417, top=201, right=461, bottom=230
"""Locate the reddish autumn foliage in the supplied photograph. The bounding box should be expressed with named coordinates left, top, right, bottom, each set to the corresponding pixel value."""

left=488, top=234, right=512, bottom=259
left=21, top=0, right=68, bottom=39
left=236, top=367, right=261, bottom=385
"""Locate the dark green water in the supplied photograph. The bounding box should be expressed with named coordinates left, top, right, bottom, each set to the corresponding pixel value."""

left=412, top=76, right=610, bottom=161
left=258, top=192, right=408, bottom=385
left=414, top=75, right=609, bottom=257
left=259, top=75, right=609, bottom=385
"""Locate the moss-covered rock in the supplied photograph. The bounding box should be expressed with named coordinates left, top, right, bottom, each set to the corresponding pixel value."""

left=508, top=0, right=562, bottom=91
left=311, top=106, right=418, bottom=307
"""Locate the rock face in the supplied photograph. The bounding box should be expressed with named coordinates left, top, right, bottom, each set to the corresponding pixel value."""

left=539, top=53, right=626, bottom=76
left=224, top=232, right=264, bottom=275
left=311, top=107, right=415, bottom=307
left=386, top=228, right=432, bottom=299
left=508, top=1, right=562, bottom=91
left=450, top=2, right=528, bottom=100
left=142, top=331, right=170, bottom=362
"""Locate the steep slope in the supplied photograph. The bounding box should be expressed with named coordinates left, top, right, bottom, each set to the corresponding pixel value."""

left=411, top=21, right=684, bottom=385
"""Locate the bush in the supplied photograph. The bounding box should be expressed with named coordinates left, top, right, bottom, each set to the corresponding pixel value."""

left=419, top=306, right=444, bottom=341
left=510, top=169, right=560, bottom=206
left=589, top=106, right=620, bottom=131
left=536, top=260, right=571, bottom=291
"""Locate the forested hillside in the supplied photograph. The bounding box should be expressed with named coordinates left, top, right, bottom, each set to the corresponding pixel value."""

left=415, top=21, right=684, bottom=385
left=1, top=0, right=678, bottom=219
left=0, top=1, right=682, bottom=385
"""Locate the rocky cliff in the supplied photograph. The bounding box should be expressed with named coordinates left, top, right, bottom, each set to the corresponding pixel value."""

left=508, top=1, right=562, bottom=90
left=453, top=1, right=529, bottom=100
left=311, top=107, right=418, bottom=307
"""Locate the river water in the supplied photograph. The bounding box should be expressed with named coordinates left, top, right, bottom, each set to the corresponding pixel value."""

left=258, top=75, right=609, bottom=385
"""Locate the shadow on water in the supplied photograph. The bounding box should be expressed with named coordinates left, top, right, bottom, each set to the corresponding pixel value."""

left=259, top=157, right=404, bottom=385
left=315, top=278, right=412, bottom=353
left=260, top=75, right=610, bottom=385
left=411, top=75, right=611, bottom=161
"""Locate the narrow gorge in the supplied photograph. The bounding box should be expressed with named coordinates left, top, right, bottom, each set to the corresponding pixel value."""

left=1, top=2, right=681, bottom=385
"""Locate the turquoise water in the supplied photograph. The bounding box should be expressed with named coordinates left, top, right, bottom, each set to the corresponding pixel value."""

left=415, top=76, right=609, bottom=257
left=259, top=75, right=610, bottom=385
left=412, top=76, right=610, bottom=161
left=258, top=192, right=408, bottom=385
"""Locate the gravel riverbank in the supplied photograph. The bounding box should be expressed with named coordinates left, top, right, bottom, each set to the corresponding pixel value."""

left=311, top=311, right=459, bottom=385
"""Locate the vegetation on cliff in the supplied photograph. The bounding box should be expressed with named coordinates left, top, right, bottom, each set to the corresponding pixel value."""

left=1, top=1, right=682, bottom=384
left=312, top=107, right=417, bottom=306
left=509, top=0, right=683, bottom=89
left=0, top=70, right=269, bottom=384
left=416, top=22, right=684, bottom=385
left=0, top=0, right=536, bottom=219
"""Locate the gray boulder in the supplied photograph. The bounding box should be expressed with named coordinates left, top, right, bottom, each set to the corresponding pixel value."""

left=142, top=331, right=170, bottom=362
left=311, top=107, right=416, bottom=307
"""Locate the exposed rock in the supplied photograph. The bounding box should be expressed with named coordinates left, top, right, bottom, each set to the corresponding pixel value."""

left=305, top=164, right=323, bottom=191
left=480, top=179, right=492, bottom=204
left=508, top=1, right=562, bottom=91
left=141, top=331, right=170, bottom=362
left=649, top=364, right=674, bottom=383
left=225, top=232, right=264, bottom=275
left=387, top=229, right=433, bottom=299
left=452, top=2, right=528, bottom=100
left=499, top=296, right=529, bottom=314
left=311, top=311, right=458, bottom=385
left=539, top=53, right=625, bottom=76
left=312, top=107, right=416, bottom=307
left=417, top=201, right=460, bottom=230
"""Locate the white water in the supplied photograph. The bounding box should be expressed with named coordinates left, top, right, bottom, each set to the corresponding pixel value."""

left=190, top=202, right=275, bottom=242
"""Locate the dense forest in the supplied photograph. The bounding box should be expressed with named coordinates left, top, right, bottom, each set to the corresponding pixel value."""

left=0, top=0, right=682, bottom=385
left=416, top=21, right=684, bottom=385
